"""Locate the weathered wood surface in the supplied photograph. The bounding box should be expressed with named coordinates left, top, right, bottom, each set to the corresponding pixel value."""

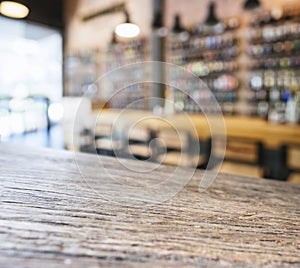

left=0, top=143, right=299, bottom=267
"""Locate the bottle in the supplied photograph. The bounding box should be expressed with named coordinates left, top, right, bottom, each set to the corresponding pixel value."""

left=285, top=94, right=298, bottom=124
left=295, top=91, right=300, bottom=124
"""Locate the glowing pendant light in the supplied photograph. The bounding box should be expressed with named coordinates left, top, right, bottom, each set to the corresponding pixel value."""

left=205, top=2, right=219, bottom=25
left=0, top=1, right=29, bottom=19
left=244, top=0, right=260, bottom=10
left=115, top=11, right=140, bottom=38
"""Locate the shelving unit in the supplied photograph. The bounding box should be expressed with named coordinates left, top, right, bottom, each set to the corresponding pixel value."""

left=165, top=8, right=300, bottom=122
left=103, top=39, right=151, bottom=110
left=64, top=50, right=99, bottom=97
left=246, top=9, right=300, bottom=120
left=166, top=18, right=240, bottom=114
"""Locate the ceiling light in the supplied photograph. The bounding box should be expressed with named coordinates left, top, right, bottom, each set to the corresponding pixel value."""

left=110, top=32, right=118, bottom=45
left=115, top=11, right=140, bottom=38
left=244, top=0, right=260, bottom=10
left=205, top=2, right=219, bottom=25
left=152, top=11, right=168, bottom=37
left=115, top=23, right=140, bottom=38
left=152, top=11, right=163, bottom=29
left=172, top=14, right=189, bottom=41
left=172, top=14, right=184, bottom=33
left=0, top=1, right=29, bottom=19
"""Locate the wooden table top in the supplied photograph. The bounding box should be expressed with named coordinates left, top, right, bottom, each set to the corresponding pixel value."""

left=0, top=143, right=299, bottom=267
left=95, top=109, right=300, bottom=148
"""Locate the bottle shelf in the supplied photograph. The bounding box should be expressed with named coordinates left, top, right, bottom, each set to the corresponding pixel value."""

left=167, top=17, right=240, bottom=115
left=246, top=8, right=300, bottom=122
left=103, top=38, right=150, bottom=110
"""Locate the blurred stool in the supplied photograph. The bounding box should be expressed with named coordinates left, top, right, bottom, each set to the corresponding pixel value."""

left=213, top=161, right=263, bottom=178
left=123, top=126, right=154, bottom=161
left=95, top=123, right=123, bottom=157
left=155, top=129, right=206, bottom=168
left=288, top=172, right=300, bottom=184
left=287, top=145, right=300, bottom=184
left=211, top=137, right=263, bottom=178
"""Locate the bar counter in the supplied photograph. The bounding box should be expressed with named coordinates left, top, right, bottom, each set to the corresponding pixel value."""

left=0, top=143, right=299, bottom=267
left=93, top=109, right=300, bottom=180
left=95, top=109, right=300, bottom=148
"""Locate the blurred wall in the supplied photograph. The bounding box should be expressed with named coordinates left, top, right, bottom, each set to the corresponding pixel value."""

left=165, top=0, right=300, bottom=29
left=64, top=0, right=152, bottom=52
left=65, top=0, right=300, bottom=52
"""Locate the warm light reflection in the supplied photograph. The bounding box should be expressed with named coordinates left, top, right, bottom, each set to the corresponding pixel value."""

left=115, top=23, right=140, bottom=38
left=0, top=1, right=29, bottom=19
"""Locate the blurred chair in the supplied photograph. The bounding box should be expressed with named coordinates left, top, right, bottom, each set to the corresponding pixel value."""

left=154, top=129, right=207, bottom=168
left=95, top=123, right=123, bottom=157
left=211, top=136, right=263, bottom=178
left=287, top=145, right=300, bottom=184
left=122, top=126, right=154, bottom=161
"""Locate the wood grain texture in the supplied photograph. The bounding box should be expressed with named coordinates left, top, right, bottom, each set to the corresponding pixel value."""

left=0, top=143, right=299, bottom=267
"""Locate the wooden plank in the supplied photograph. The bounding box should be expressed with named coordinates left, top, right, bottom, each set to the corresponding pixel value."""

left=213, top=138, right=259, bottom=163
left=287, top=146, right=300, bottom=170
left=157, top=152, right=206, bottom=167
left=95, top=138, right=122, bottom=150
left=0, top=144, right=299, bottom=267
left=128, top=144, right=151, bottom=157
left=95, top=123, right=112, bottom=136
left=127, top=126, right=151, bottom=142
left=157, top=130, right=189, bottom=149
left=214, top=161, right=263, bottom=179
left=288, top=172, right=300, bottom=184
